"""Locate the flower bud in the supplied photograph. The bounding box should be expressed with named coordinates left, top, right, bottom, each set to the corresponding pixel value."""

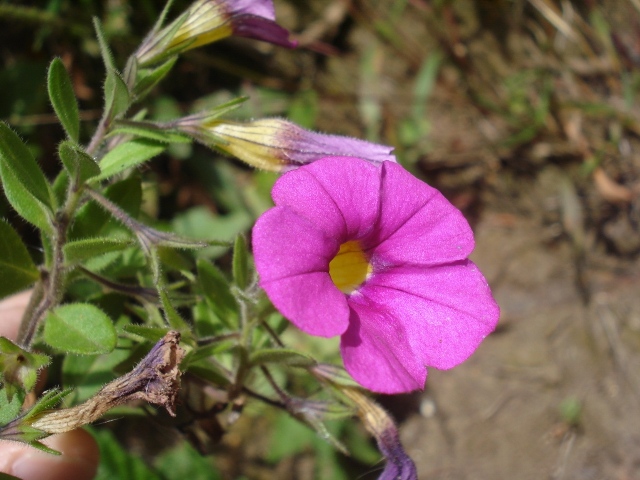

left=177, top=117, right=397, bottom=171
left=136, top=0, right=296, bottom=67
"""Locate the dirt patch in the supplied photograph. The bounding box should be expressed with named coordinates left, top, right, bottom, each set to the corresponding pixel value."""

left=399, top=173, right=640, bottom=479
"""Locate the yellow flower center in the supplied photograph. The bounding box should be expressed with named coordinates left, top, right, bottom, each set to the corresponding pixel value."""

left=329, top=241, right=373, bottom=294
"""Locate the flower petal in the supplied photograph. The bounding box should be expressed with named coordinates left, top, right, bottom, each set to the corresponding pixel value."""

left=361, top=260, right=500, bottom=370
left=340, top=301, right=427, bottom=393
left=229, top=0, right=276, bottom=19
left=272, top=156, right=382, bottom=241
left=363, top=161, right=474, bottom=266
left=232, top=15, right=297, bottom=48
left=253, top=206, right=350, bottom=337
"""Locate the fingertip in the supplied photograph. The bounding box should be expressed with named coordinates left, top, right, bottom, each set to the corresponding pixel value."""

left=6, top=429, right=99, bottom=480
left=0, top=290, right=33, bottom=339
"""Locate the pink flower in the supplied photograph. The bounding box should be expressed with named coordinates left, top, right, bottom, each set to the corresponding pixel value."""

left=136, top=0, right=295, bottom=67
left=252, top=157, right=499, bottom=394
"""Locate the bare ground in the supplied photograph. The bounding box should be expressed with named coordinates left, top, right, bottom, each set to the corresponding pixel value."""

left=399, top=175, right=640, bottom=479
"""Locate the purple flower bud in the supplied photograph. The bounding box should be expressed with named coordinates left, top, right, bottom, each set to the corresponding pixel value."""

left=177, top=117, right=397, bottom=171
left=136, top=0, right=295, bottom=67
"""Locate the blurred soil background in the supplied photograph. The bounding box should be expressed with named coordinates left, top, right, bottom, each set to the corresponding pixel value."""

left=2, top=0, right=640, bottom=478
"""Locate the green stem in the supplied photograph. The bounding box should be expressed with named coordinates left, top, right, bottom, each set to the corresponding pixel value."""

left=85, top=113, right=110, bottom=156
left=16, top=215, right=67, bottom=347
left=16, top=185, right=84, bottom=347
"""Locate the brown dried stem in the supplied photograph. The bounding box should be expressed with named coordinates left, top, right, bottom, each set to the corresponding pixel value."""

left=31, top=331, right=185, bottom=434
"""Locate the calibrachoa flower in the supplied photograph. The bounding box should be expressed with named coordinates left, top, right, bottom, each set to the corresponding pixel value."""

left=176, top=117, right=397, bottom=171
left=136, top=0, right=296, bottom=67
left=252, top=157, right=499, bottom=393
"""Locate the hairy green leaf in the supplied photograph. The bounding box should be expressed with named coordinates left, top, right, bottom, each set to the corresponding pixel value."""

left=196, top=259, right=238, bottom=329
left=110, top=122, right=191, bottom=144
left=0, top=337, right=50, bottom=400
left=186, top=340, right=235, bottom=365
left=133, top=57, right=178, bottom=99
left=232, top=234, right=250, bottom=290
left=97, top=139, right=165, bottom=180
left=0, top=123, right=55, bottom=230
left=64, top=237, right=132, bottom=265
left=62, top=345, right=132, bottom=404
left=0, top=123, right=54, bottom=209
left=58, top=141, right=100, bottom=184
left=92, top=17, right=115, bottom=72
left=52, top=169, right=70, bottom=207
left=0, top=219, right=39, bottom=300
left=0, top=162, right=53, bottom=232
left=0, top=388, right=71, bottom=455
left=123, top=325, right=171, bottom=343
left=187, top=363, right=231, bottom=387
left=0, top=388, right=23, bottom=426
left=71, top=176, right=142, bottom=239
left=47, top=58, right=80, bottom=142
left=26, top=388, right=73, bottom=418
left=248, top=348, right=315, bottom=368
left=104, top=69, right=130, bottom=120
left=44, top=303, right=117, bottom=354
left=158, top=289, right=190, bottom=332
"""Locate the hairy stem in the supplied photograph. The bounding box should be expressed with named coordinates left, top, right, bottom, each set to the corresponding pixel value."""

left=16, top=183, right=84, bottom=347
left=16, top=214, right=68, bottom=347
left=85, top=112, right=110, bottom=156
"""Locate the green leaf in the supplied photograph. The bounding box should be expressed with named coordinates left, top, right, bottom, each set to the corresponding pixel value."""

left=110, top=122, right=192, bottom=144
left=51, top=169, right=70, bottom=207
left=186, top=339, right=235, bottom=365
left=232, top=234, right=250, bottom=290
left=172, top=207, right=250, bottom=259
left=123, top=325, right=170, bottom=343
left=47, top=58, right=80, bottom=142
left=266, top=413, right=317, bottom=462
left=0, top=219, right=39, bottom=300
left=0, top=161, right=53, bottom=232
left=26, top=388, right=72, bottom=419
left=44, top=303, right=117, bottom=354
left=0, top=123, right=55, bottom=230
left=133, top=57, right=178, bottom=99
left=58, top=141, right=100, bottom=184
left=64, top=237, right=132, bottom=265
left=62, top=346, right=131, bottom=404
left=248, top=348, right=315, bottom=368
left=187, top=363, right=231, bottom=387
left=196, top=259, right=238, bottom=329
left=91, top=427, right=162, bottom=480
left=0, top=123, right=54, bottom=209
left=154, top=441, right=222, bottom=480
left=92, top=17, right=115, bottom=72
left=0, top=388, right=71, bottom=455
left=104, top=69, right=130, bottom=120
left=96, top=139, right=166, bottom=180
left=0, top=388, right=23, bottom=426
left=0, top=337, right=50, bottom=400
left=187, top=97, right=248, bottom=124
left=158, top=288, right=190, bottom=332
left=71, top=176, right=142, bottom=239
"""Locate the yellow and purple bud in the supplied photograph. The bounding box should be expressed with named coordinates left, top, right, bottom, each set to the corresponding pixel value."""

left=136, top=0, right=296, bottom=67
left=176, top=117, right=397, bottom=171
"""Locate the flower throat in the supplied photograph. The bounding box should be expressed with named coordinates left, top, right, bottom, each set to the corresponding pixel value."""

left=329, top=241, right=372, bottom=294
